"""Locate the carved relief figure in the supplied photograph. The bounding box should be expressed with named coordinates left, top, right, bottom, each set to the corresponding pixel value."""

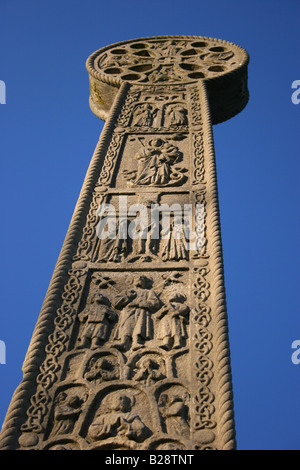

left=147, top=66, right=183, bottom=83
left=124, top=138, right=184, bottom=187
left=51, top=389, right=87, bottom=437
left=84, top=356, right=119, bottom=384
left=133, top=356, right=166, bottom=386
left=94, top=218, right=128, bottom=263
left=132, top=103, right=158, bottom=127
left=132, top=204, right=160, bottom=261
left=78, top=293, right=117, bottom=349
left=201, top=50, right=234, bottom=65
left=160, top=218, right=189, bottom=261
left=164, top=103, right=188, bottom=127
left=158, top=40, right=183, bottom=59
left=99, top=52, right=139, bottom=69
left=158, top=387, right=190, bottom=439
left=88, top=391, right=152, bottom=442
left=112, top=275, right=163, bottom=351
left=156, top=293, right=190, bottom=350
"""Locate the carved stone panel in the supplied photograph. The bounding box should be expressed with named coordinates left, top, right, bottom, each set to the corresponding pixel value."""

left=0, top=35, right=249, bottom=451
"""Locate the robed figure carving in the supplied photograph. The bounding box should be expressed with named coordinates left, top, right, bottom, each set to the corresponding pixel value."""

left=112, top=275, right=162, bottom=351
left=88, top=392, right=152, bottom=443
left=125, top=138, right=185, bottom=187
left=78, top=293, right=116, bottom=349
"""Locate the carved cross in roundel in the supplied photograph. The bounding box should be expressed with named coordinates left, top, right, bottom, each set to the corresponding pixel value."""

left=87, top=35, right=249, bottom=124
left=88, top=36, right=247, bottom=84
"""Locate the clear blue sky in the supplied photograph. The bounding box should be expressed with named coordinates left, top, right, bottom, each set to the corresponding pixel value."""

left=1, top=0, right=299, bottom=450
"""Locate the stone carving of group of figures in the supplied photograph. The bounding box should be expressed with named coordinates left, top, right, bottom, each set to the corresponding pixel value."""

left=50, top=386, right=190, bottom=446
left=88, top=389, right=190, bottom=444
left=77, top=275, right=190, bottom=353
left=131, top=101, right=188, bottom=128
left=94, top=213, right=191, bottom=264
left=84, top=353, right=166, bottom=387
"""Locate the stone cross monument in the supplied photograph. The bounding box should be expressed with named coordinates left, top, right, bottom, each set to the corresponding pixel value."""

left=0, top=36, right=249, bottom=451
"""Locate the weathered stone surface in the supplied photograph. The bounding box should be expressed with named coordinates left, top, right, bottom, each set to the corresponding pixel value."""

left=0, top=35, right=249, bottom=450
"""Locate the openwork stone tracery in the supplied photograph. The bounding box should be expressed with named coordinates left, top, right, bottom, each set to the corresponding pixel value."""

left=0, top=36, right=249, bottom=450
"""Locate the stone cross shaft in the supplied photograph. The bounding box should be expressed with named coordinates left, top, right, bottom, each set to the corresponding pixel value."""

left=0, top=36, right=249, bottom=451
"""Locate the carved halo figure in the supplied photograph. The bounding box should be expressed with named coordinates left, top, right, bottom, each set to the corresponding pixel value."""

left=88, top=391, right=152, bottom=443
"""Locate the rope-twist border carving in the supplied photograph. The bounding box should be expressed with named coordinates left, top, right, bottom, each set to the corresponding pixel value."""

left=199, top=80, right=236, bottom=450
left=0, top=83, right=130, bottom=450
